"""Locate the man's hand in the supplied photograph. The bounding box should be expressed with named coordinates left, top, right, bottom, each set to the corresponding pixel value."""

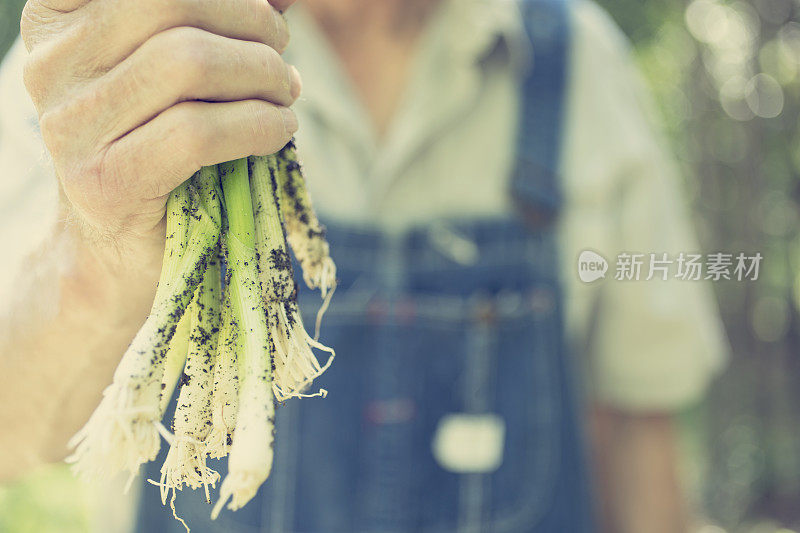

left=21, top=0, right=300, bottom=260
left=0, top=0, right=299, bottom=480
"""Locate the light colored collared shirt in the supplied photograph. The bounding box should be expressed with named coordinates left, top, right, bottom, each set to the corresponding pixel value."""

left=0, top=0, right=727, bottom=416
left=283, top=0, right=729, bottom=410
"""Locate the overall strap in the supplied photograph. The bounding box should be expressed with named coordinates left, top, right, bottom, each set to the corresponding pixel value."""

left=511, top=0, right=573, bottom=226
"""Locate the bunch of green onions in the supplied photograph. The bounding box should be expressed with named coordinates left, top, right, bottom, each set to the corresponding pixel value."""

left=67, top=141, right=336, bottom=520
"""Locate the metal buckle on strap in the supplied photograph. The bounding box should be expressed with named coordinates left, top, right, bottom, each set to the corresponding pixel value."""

left=427, top=223, right=480, bottom=266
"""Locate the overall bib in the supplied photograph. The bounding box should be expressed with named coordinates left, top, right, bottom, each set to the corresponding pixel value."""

left=137, top=1, right=594, bottom=530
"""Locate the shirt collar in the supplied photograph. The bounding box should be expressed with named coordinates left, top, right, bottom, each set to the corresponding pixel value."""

left=443, top=0, right=532, bottom=74
left=284, top=0, right=531, bottom=123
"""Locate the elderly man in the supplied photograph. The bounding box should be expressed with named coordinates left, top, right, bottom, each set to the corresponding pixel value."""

left=0, top=0, right=726, bottom=531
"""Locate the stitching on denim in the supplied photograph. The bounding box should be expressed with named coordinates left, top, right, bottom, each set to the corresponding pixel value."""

left=299, top=288, right=556, bottom=325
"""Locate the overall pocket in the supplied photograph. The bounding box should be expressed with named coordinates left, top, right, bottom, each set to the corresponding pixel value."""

left=405, top=287, right=563, bottom=533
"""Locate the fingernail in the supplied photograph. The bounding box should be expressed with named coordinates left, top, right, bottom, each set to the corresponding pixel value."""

left=288, top=65, right=302, bottom=99
left=280, top=107, right=299, bottom=134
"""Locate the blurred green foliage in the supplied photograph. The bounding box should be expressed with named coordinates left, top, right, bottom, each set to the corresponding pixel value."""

left=0, top=0, right=24, bottom=58
left=596, top=0, right=800, bottom=530
left=0, top=465, right=89, bottom=533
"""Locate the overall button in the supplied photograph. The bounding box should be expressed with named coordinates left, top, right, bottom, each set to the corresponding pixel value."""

left=530, top=287, right=556, bottom=315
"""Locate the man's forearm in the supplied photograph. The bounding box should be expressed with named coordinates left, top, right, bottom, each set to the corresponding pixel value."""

left=0, top=217, right=160, bottom=479
left=590, top=405, right=689, bottom=533
left=4, top=0, right=299, bottom=484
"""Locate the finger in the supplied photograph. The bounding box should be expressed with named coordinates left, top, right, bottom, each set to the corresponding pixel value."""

left=103, top=100, right=298, bottom=201
left=74, top=0, right=290, bottom=73
left=33, top=0, right=89, bottom=11
left=20, top=0, right=84, bottom=51
left=85, top=27, right=302, bottom=143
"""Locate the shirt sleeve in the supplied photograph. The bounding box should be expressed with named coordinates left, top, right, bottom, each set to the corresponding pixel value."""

left=559, top=1, right=729, bottom=411
left=0, top=38, right=58, bottom=305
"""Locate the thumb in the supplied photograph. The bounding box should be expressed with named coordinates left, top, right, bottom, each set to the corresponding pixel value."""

left=20, top=0, right=89, bottom=51
left=30, top=0, right=90, bottom=12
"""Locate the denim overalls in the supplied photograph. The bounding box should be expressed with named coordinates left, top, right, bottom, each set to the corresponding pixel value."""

left=137, top=1, right=594, bottom=531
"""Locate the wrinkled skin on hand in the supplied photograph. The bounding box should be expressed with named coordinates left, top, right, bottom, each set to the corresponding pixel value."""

left=20, top=0, right=301, bottom=268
